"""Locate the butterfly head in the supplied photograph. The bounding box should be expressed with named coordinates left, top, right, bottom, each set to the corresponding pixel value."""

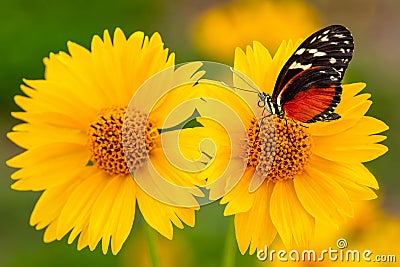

left=257, top=92, right=267, bottom=107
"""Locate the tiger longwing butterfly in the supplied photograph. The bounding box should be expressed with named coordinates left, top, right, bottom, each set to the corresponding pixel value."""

left=258, top=24, right=354, bottom=123
left=238, top=25, right=354, bottom=192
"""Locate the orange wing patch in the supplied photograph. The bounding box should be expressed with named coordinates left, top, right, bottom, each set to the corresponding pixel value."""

left=283, top=86, right=337, bottom=123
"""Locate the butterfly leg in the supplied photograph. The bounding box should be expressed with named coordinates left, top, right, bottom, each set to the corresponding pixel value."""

left=259, top=106, right=273, bottom=127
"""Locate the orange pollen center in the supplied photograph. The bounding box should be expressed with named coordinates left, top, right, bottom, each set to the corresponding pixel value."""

left=87, top=106, right=158, bottom=176
left=243, top=116, right=312, bottom=182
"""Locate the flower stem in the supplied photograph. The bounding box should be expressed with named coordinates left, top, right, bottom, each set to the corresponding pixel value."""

left=222, top=217, right=236, bottom=267
left=145, top=224, right=161, bottom=267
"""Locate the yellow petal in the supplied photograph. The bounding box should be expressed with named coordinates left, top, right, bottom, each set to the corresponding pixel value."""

left=312, top=113, right=389, bottom=163
left=249, top=182, right=276, bottom=254
left=313, top=133, right=386, bottom=149
left=11, top=110, right=86, bottom=130
left=308, top=155, right=379, bottom=189
left=21, top=79, right=98, bottom=124
left=30, top=177, right=81, bottom=231
left=8, top=143, right=88, bottom=191
left=42, top=52, right=106, bottom=112
left=56, top=168, right=108, bottom=242
left=88, top=174, right=136, bottom=255
left=251, top=41, right=273, bottom=90
left=234, top=181, right=276, bottom=255
left=77, top=225, right=90, bottom=251
left=349, top=116, right=389, bottom=135
left=313, top=142, right=388, bottom=163
left=337, top=93, right=371, bottom=115
left=133, top=160, right=202, bottom=208
left=150, top=147, right=204, bottom=187
left=7, top=124, right=86, bottom=149
left=270, top=180, right=314, bottom=247
left=294, top=168, right=353, bottom=227
left=234, top=47, right=251, bottom=80
left=340, top=183, right=377, bottom=201
left=341, top=82, right=367, bottom=101
left=91, top=35, right=124, bottom=107
left=136, top=184, right=196, bottom=240
left=308, top=101, right=372, bottom=136
left=43, top=221, right=58, bottom=243
left=109, top=177, right=136, bottom=255
left=308, top=155, right=379, bottom=201
left=221, top=168, right=256, bottom=216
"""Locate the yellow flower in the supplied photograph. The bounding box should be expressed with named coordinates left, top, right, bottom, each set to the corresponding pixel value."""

left=7, top=28, right=203, bottom=255
left=191, top=0, right=320, bottom=62
left=194, top=40, right=389, bottom=255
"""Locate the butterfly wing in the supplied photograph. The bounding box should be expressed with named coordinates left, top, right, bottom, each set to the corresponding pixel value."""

left=272, top=25, right=354, bottom=122
left=279, top=66, right=342, bottom=123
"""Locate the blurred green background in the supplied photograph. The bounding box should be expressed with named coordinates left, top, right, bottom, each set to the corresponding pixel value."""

left=1, top=0, right=399, bottom=266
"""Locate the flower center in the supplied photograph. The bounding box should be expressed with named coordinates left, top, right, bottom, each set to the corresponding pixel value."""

left=243, top=116, right=312, bottom=182
left=87, top=107, right=158, bottom=175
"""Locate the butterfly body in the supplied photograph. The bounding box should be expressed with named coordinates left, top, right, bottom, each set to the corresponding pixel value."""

left=258, top=24, right=354, bottom=123
left=258, top=92, right=282, bottom=118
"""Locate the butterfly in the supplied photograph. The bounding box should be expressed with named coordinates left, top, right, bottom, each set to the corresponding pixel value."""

left=256, top=24, right=354, bottom=123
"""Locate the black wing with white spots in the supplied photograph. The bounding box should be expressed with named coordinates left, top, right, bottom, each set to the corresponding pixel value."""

left=272, top=25, right=354, bottom=103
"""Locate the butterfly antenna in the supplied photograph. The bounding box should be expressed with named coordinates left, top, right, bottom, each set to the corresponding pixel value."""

left=220, top=82, right=259, bottom=94
left=228, top=67, right=259, bottom=93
